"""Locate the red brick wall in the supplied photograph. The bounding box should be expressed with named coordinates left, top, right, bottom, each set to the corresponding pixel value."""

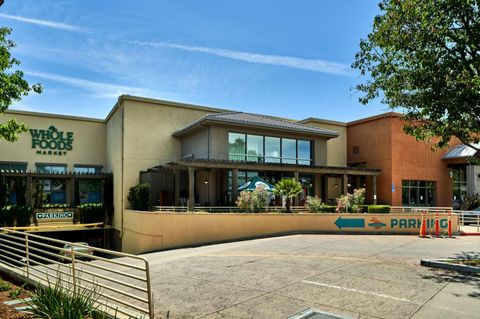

left=347, top=114, right=458, bottom=207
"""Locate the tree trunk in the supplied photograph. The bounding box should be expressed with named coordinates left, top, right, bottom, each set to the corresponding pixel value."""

left=285, top=197, right=291, bottom=213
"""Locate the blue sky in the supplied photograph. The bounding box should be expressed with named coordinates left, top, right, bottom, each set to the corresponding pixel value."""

left=1, top=1, right=388, bottom=122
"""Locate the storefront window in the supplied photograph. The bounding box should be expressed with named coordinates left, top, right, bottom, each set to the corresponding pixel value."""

left=79, top=180, right=102, bottom=203
left=451, top=165, right=467, bottom=206
left=265, top=137, right=280, bottom=163
left=36, top=164, right=67, bottom=174
left=74, top=166, right=101, bottom=174
left=246, top=135, right=263, bottom=162
left=0, top=162, right=27, bottom=172
left=42, top=179, right=67, bottom=204
left=402, top=180, right=436, bottom=207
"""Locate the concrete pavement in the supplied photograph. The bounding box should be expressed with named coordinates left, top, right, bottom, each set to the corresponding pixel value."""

left=140, top=235, right=480, bottom=319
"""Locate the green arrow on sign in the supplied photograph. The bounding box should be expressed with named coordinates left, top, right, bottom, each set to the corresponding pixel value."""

left=335, top=217, right=365, bottom=229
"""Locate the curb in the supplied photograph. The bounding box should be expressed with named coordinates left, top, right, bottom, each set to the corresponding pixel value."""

left=420, top=259, right=480, bottom=274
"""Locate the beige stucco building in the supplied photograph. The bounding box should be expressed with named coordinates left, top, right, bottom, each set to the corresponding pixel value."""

left=0, top=95, right=380, bottom=250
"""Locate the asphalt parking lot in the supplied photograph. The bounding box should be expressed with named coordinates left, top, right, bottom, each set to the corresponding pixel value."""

left=142, top=235, right=480, bottom=319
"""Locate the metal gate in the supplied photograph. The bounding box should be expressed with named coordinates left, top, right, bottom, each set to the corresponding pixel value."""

left=0, top=228, right=154, bottom=318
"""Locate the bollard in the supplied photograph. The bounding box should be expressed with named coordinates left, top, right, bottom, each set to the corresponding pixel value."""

left=419, top=212, right=427, bottom=237
left=435, top=212, right=439, bottom=237
left=448, top=212, right=452, bottom=238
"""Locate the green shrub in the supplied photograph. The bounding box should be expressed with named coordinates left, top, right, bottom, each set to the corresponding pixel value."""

left=40, top=203, right=71, bottom=209
left=77, top=203, right=104, bottom=224
left=0, top=279, right=11, bottom=291
left=15, top=206, right=33, bottom=227
left=305, top=196, right=323, bottom=213
left=236, top=186, right=270, bottom=213
left=315, top=205, right=337, bottom=213
left=26, top=277, right=101, bottom=319
left=368, top=205, right=391, bottom=214
left=127, top=183, right=151, bottom=211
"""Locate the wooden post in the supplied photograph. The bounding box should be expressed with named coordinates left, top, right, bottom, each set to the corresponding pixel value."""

left=174, top=170, right=180, bottom=206
left=25, top=176, right=32, bottom=207
left=232, top=168, right=238, bottom=205
left=188, top=167, right=195, bottom=211
left=343, top=174, right=348, bottom=195
left=294, top=171, right=300, bottom=206
left=373, top=175, right=377, bottom=205
left=69, top=177, right=76, bottom=206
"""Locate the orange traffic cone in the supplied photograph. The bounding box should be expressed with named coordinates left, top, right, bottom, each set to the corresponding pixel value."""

left=448, top=212, right=452, bottom=238
left=435, top=212, right=439, bottom=237
left=419, top=213, right=427, bottom=237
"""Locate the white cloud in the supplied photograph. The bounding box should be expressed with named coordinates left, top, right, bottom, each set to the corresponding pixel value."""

left=137, top=41, right=352, bottom=76
left=24, top=70, right=155, bottom=98
left=0, top=13, right=86, bottom=32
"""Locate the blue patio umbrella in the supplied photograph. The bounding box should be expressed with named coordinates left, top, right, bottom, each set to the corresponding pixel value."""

left=238, top=176, right=275, bottom=192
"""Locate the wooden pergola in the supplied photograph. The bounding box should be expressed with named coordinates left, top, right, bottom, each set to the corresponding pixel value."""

left=155, top=159, right=381, bottom=211
left=0, top=170, right=112, bottom=206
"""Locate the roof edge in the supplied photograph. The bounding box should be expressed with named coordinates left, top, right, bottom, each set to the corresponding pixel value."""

left=5, top=109, right=104, bottom=123
left=299, top=117, right=347, bottom=127
left=172, top=116, right=340, bottom=138
left=347, top=112, right=403, bottom=126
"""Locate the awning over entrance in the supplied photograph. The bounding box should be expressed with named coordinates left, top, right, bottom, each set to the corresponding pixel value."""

left=238, top=176, right=275, bottom=192
left=443, top=143, right=480, bottom=160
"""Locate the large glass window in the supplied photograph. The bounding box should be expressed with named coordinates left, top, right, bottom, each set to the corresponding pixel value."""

left=402, top=180, right=436, bottom=207
left=282, top=139, right=297, bottom=164
left=228, top=133, right=312, bottom=165
left=36, top=164, right=67, bottom=174
left=79, top=180, right=102, bottom=203
left=228, top=133, right=246, bottom=161
left=265, top=137, right=280, bottom=163
left=247, top=135, right=263, bottom=162
left=0, top=162, right=27, bottom=172
left=42, top=179, right=67, bottom=204
left=451, top=165, right=467, bottom=206
left=298, top=140, right=312, bottom=165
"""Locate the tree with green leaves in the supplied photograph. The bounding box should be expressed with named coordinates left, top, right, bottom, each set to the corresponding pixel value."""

left=352, top=0, right=480, bottom=158
left=273, top=178, right=303, bottom=213
left=0, top=27, right=42, bottom=142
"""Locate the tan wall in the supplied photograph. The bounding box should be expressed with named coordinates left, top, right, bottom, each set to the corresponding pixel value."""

left=120, top=98, right=224, bottom=216
left=301, top=119, right=346, bottom=166
left=105, top=106, right=124, bottom=231
left=122, top=210, right=459, bottom=254
left=181, top=127, right=208, bottom=159
left=0, top=111, right=106, bottom=171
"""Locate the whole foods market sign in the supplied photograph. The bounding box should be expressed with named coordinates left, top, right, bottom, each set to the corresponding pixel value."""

left=30, top=126, right=74, bottom=156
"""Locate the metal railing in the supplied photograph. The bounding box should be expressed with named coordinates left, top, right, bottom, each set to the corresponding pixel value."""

left=153, top=205, right=308, bottom=213
left=0, top=228, right=154, bottom=318
left=454, top=210, right=480, bottom=231
left=391, top=206, right=453, bottom=213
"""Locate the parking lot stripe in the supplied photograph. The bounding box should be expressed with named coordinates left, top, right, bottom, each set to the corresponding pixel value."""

left=301, top=280, right=414, bottom=303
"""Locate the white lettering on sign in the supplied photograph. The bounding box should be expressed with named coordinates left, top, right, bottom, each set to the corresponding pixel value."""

left=36, top=212, right=74, bottom=220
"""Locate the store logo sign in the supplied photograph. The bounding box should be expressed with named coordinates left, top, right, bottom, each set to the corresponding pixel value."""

left=30, top=126, right=74, bottom=156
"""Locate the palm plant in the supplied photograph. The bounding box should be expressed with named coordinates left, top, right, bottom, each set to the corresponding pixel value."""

left=273, top=178, right=303, bottom=213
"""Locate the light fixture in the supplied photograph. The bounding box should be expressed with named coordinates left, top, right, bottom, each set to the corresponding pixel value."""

left=448, top=168, right=454, bottom=179
left=204, top=180, right=208, bottom=184
left=334, top=184, right=338, bottom=188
